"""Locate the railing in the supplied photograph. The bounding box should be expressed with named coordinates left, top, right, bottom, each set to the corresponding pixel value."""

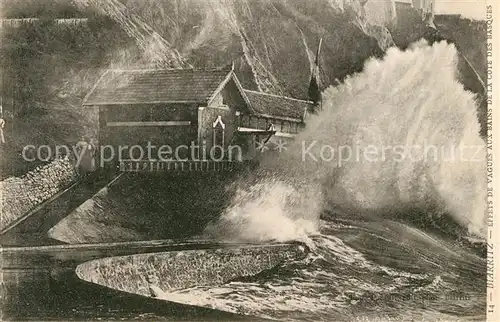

left=237, top=114, right=302, bottom=135
left=119, top=160, right=244, bottom=173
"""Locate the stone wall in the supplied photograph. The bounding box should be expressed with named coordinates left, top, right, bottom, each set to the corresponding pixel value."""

left=76, top=243, right=306, bottom=297
left=0, top=157, right=77, bottom=231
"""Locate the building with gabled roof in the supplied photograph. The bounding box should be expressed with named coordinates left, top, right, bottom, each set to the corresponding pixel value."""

left=242, top=89, right=309, bottom=121
left=83, top=64, right=314, bottom=172
left=83, top=68, right=235, bottom=106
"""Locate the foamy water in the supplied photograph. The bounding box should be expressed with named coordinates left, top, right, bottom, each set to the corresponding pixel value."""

left=66, top=40, right=488, bottom=321
left=206, top=40, right=486, bottom=241
left=204, top=179, right=320, bottom=247
left=191, top=40, right=487, bottom=320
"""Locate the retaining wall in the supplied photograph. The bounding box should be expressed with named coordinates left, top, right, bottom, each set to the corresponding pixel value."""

left=0, top=157, right=77, bottom=231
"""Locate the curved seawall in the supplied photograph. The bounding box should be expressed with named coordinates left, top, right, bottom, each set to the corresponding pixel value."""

left=2, top=240, right=265, bottom=320
left=76, top=243, right=307, bottom=309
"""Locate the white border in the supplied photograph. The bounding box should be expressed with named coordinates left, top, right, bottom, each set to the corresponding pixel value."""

left=487, top=1, right=500, bottom=321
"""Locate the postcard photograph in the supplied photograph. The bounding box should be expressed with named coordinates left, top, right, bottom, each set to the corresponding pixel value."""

left=0, top=0, right=497, bottom=321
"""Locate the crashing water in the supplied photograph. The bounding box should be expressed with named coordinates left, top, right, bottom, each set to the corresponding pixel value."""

left=198, top=40, right=486, bottom=320
left=207, top=40, right=486, bottom=240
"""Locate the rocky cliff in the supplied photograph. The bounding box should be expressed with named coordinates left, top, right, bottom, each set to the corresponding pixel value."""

left=71, top=0, right=399, bottom=99
left=0, top=0, right=487, bottom=176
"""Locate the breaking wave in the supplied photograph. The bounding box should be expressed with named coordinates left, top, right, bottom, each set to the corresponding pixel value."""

left=205, top=40, right=487, bottom=242
left=204, top=178, right=321, bottom=247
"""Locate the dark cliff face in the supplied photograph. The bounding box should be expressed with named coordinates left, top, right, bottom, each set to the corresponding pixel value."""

left=73, top=0, right=387, bottom=99
left=0, top=0, right=488, bottom=176
left=2, top=0, right=485, bottom=108
left=1, top=0, right=487, bottom=106
left=1, top=0, right=387, bottom=176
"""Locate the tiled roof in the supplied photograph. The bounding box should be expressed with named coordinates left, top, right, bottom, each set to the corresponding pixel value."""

left=244, top=89, right=312, bottom=121
left=83, top=68, right=231, bottom=105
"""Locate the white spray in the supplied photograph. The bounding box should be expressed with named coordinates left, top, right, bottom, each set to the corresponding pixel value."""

left=206, top=40, right=486, bottom=242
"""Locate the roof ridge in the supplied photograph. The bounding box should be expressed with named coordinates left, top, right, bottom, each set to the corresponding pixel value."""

left=82, top=67, right=232, bottom=106
left=243, top=89, right=314, bottom=104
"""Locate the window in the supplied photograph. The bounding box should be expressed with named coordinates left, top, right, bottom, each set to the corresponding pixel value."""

left=245, top=115, right=250, bottom=127
left=278, top=121, right=283, bottom=132
left=258, top=117, right=267, bottom=129
left=212, top=116, right=225, bottom=159
left=249, top=116, right=257, bottom=128
left=282, top=121, right=290, bottom=133
left=213, top=127, right=224, bottom=147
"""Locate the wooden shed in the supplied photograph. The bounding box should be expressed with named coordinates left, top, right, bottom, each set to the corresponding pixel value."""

left=83, top=64, right=314, bottom=172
